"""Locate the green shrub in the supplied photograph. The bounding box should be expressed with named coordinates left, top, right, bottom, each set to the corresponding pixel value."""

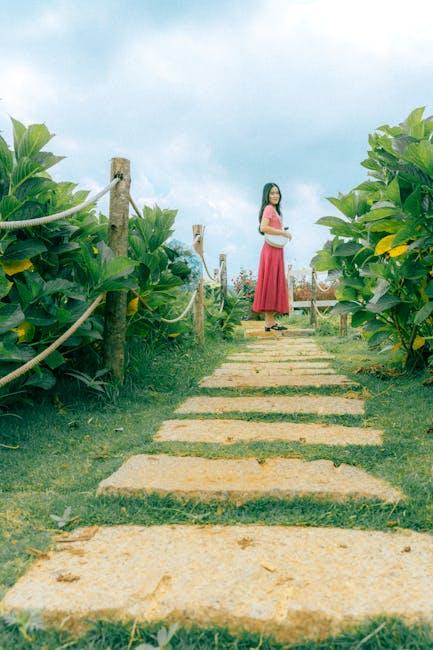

left=0, top=118, right=194, bottom=403
left=312, top=107, right=433, bottom=370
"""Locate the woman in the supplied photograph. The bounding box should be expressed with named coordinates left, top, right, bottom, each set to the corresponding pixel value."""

left=252, top=182, right=291, bottom=331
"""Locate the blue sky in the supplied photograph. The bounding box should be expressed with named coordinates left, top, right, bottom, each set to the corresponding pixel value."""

left=1, top=0, right=433, bottom=280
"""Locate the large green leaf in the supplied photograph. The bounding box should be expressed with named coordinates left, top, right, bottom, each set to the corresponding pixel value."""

left=10, top=158, right=41, bottom=191
left=101, top=256, right=137, bottom=282
left=366, top=293, right=401, bottom=313
left=0, top=135, right=13, bottom=175
left=0, top=196, right=22, bottom=220
left=367, top=329, right=392, bottom=348
left=11, top=200, right=44, bottom=222
left=327, top=191, right=369, bottom=219
left=368, top=219, right=404, bottom=234
left=400, top=141, right=433, bottom=175
left=414, top=302, right=433, bottom=325
left=15, top=176, right=56, bottom=201
left=351, top=309, right=375, bottom=327
left=0, top=268, right=12, bottom=299
left=16, top=123, right=53, bottom=160
left=3, top=239, right=47, bottom=261
left=402, top=107, right=425, bottom=140
left=384, top=177, right=401, bottom=205
left=0, top=304, right=25, bottom=334
left=311, top=250, right=339, bottom=272
left=0, top=341, right=34, bottom=362
left=330, top=301, right=361, bottom=315
left=333, top=241, right=363, bottom=257
left=11, top=117, right=26, bottom=152
left=25, top=367, right=56, bottom=390
left=33, top=151, right=65, bottom=171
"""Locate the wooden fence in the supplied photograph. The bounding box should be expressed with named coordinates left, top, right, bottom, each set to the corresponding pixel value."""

left=286, top=265, right=347, bottom=336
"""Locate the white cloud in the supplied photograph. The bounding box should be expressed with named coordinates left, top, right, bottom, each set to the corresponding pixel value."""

left=0, top=63, right=61, bottom=123
left=284, top=182, right=337, bottom=269
left=1, top=0, right=433, bottom=276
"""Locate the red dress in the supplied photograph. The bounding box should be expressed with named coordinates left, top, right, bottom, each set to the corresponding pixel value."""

left=252, top=204, right=289, bottom=314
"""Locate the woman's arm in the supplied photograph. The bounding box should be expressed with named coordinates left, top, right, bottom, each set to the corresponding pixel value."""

left=260, top=216, right=292, bottom=238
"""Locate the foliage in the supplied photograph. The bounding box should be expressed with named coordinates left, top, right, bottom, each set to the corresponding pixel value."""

left=232, top=268, right=257, bottom=319
left=312, top=107, right=433, bottom=370
left=232, top=268, right=256, bottom=301
left=0, top=118, right=194, bottom=405
left=293, top=276, right=336, bottom=301
left=205, top=283, right=247, bottom=339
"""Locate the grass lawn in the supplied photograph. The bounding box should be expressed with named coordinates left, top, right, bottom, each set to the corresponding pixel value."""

left=1, top=318, right=433, bottom=649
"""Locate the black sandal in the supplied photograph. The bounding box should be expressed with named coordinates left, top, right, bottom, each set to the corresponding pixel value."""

left=265, top=323, right=288, bottom=332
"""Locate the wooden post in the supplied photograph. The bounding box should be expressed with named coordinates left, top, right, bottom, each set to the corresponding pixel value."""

left=310, top=268, right=317, bottom=328
left=192, top=225, right=205, bottom=343
left=219, top=253, right=227, bottom=298
left=340, top=314, right=348, bottom=337
left=103, top=157, right=131, bottom=383
left=287, top=264, right=294, bottom=316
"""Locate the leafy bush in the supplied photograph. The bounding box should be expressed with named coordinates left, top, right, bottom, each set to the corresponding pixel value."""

left=0, top=118, right=194, bottom=404
left=312, top=107, right=433, bottom=370
left=205, top=283, right=247, bottom=338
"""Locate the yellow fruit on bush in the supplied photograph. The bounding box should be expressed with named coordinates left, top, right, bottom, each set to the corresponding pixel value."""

left=127, top=296, right=139, bottom=315
left=388, top=244, right=408, bottom=257
left=2, top=259, right=33, bottom=275
left=413, top=335, right=425, bottom=350
left=375, top=234, right=395, bottom=255
left=13, top=321, right=35, bottom=343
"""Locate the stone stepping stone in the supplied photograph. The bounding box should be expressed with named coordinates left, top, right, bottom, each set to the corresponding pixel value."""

left=241, top=321, right=314, bottom=335
left=244, top=330, right=316, bottom=338
left=246, top=344, right=323, bottom=352
left=247, top=338, right=318, bottom=345
left=200, top=374, right=355, bottom=388
left=154, top=419, right=383, bottom=446
left=221, top=361, right=334, bottom=369
left=213, top=366, right=337, bottom=376
left=176, top=395, right=364, bottom=415
left=229, top=352, right=334, bottom=361
left=96, top=454, right=403, bottom=503
left=245, top=344, right=324, bottom=352
left=4, top=525, right=431, bottom=644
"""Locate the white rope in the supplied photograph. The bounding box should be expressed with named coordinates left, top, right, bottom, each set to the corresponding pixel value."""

left=160, top=290, right=198, bottom=323
left=198, top=251, right=215, bottom=281
left=0, top=178, right=120, bottom=230
left=316, top=280, right=333, bottom=292
left=129, top=194, right=142, bottom=219
left=0, top=294, right=104, bottom=388
left=313, top=303, right=334, bottom=321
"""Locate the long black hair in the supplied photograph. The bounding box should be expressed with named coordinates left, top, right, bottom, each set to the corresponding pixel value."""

left=258, top=182, right=282, bottom=235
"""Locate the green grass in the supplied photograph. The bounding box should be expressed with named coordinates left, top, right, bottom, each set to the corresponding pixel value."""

left=1, top=322, right=433, bottom=649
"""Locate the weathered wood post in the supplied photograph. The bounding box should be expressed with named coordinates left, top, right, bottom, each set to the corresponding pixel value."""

left=340, top=314, right=348, bottom=337
left=310, top=268, right=317, bottom=328
left=287, top=264, right=294, bottom=316
left=219, top=253, right=227, bottom=298
left=192, top=224, right=205, bottom=344
left=103, top=158, right=131, bottom=383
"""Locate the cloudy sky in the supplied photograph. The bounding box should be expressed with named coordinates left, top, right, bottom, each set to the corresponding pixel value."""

left=1, top=0, right=433, bottom=279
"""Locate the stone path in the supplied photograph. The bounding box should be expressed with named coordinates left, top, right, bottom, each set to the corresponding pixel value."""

left=4, top=525, right=433, bottom=643
left=2, top=322, right=432, bottom=646
left=96, top=454, right=403, bottom=502
left=154, top=418, right=383, bottom=446
left=176, top=394, right=365, bottom=415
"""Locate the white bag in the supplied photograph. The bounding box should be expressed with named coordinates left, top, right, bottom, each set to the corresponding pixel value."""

left=264, top=230, right=290, bottom=248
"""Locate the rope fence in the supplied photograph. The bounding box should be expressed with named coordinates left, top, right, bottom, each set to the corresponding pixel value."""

left=0, top=294, right=104, bottom=389
left=286, top=267, right=347, bottom=336
left=0, top=178, right=120, bottom=230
